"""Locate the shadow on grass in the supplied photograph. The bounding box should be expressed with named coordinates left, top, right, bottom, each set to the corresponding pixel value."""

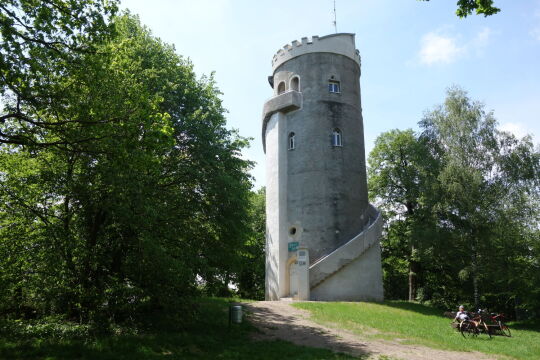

left=381, top=300, right=446, bottom=317
left=510, top=319, right=540, bottom=332
left=245, top=301, right=372, bottom=359
left=380, top=301, right=540, bottom=334
left=0, top=298, right=357, bottom=360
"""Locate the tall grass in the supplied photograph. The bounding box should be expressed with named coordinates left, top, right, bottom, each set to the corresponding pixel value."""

left=294, top=301, right=540, bottom=360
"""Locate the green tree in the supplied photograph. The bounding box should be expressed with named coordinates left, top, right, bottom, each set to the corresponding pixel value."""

left=369, top=87, right=540, bottom=316
left=236, top=187, right=266, bottom=300
left=368, top=129, right=440, bottom=301
left=419, top=0, right=500, bottom=18
left=0, top=12, right=253, bottom=324
left=420, top=86, right=540, bottom=311
left=0, top=0, right=119, bottom=146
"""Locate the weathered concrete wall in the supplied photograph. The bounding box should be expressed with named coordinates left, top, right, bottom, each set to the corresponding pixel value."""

left=263, top=33, right=383, bottom=301
left=309, top=205, right=381, bottom=289
left=264, top=112, right=288, bottom=300
left=276, top=52, right=369, bottom=262
left=261, top=89, right=302, bottom=152
left=311, top=243, right=384, bottom=301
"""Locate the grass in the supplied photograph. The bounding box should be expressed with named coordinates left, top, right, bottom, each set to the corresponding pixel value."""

left=0, top=298, right=358, bottom=360
left=294, top=301, right=540, bottom=360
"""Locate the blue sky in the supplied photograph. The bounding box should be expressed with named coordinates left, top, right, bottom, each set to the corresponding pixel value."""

left=120, top=0, right=540, bottom=189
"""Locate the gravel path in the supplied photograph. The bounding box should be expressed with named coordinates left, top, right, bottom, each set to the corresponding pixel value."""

left=244, top=301, right=499, bottom=360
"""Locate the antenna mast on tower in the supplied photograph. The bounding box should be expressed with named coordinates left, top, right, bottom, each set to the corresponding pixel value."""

left=333, top=0, right=337, bottom=33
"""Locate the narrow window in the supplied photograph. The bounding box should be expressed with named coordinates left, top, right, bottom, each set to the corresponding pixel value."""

left=290, top=76, right=300, bottom=91
left=328, top=80, right=340, bottom=93
left=277, top=81, right=286, bottom=95
left=332, top=129, right=342, bottom=147
left=288, top=132, right=295, bottom=150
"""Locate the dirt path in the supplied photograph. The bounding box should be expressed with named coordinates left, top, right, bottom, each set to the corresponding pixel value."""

left=244, top=301, right=498, bottom=360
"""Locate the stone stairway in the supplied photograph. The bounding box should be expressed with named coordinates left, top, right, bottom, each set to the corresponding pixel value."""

left=309, top=205, right=382, bottom=290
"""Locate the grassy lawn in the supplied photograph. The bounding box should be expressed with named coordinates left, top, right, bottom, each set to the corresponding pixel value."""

left=294, top=301, right=540, bottom=360
left=0, top=298, right=360, bottom=360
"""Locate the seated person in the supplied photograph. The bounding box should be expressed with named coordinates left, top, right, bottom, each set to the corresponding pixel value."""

left=454, top=305, right=470, bottom=323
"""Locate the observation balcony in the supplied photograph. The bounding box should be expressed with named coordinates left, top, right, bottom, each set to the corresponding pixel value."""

left=261, top=90, right=303, bottom=153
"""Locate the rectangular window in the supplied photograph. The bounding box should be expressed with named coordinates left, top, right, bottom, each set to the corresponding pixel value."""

left=328, top=80, right=340, bottom=93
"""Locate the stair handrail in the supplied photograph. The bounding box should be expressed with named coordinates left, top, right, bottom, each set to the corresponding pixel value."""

left=310, top=205, right=380, bottom=268
left=309, top=205, right=382, bottom=289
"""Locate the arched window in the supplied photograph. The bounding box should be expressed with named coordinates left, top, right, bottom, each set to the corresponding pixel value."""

left=277, top=81, right=286, bottom=95
left=332, top=129, right=342, bottom=147
left=288, top=132, right=295, bottom=150
left=290, top=76, right=300, bottom=91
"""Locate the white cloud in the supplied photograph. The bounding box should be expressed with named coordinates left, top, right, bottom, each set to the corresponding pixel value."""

left=418, top=27, right=492, bottom=65
left=473, top=27, right=491, bottom=46
left=419, top=32, right=464, bottom=65
left=531, top=27, right=540, bottom=41
left=531, top=4, right=540, bottom=41
left=499, top=122, right=530, bottom=139
left=496, top=95, right=540, bottom=142
left=470, top=27, right=492, bottom=56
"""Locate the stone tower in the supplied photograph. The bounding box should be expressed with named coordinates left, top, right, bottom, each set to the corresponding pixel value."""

left=262, top=33, right=383, bottom=301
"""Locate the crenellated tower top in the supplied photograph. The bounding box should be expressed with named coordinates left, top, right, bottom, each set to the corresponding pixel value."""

left=271, top=33, right=361, bottom=72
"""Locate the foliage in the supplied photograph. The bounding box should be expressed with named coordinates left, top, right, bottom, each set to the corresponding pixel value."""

left=296, top=301, right=540, bottom=360
left=368, top=86, right=540, bottom=317
left=418, top=0, right=500, bottom=18
left=368, top=129, right=440, bottom=301
left=0, top=298, right=356, bottom=360
left=0, top=0, right=119, bottom=146
left=0, top=9, right=253, bottom=325
left=420, top=87, right=540, bottom=313
left=236, top=187, right=266, bottom=300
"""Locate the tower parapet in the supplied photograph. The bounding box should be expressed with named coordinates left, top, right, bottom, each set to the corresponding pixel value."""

left=272, top=33, right=361, bottom=72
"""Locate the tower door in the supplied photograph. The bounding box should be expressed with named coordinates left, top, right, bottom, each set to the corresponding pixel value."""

left=289, top=261, right=298, bottom=298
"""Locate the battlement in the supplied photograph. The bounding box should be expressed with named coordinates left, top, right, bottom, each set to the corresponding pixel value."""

left=272, top=33, right=361, bottom=72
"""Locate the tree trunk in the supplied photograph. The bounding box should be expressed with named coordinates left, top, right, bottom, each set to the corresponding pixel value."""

left=409, top=259, right=419, bottom=301
left=405, top=203, right=419, bottom=302
left=471, top=238, right=479, bottom=310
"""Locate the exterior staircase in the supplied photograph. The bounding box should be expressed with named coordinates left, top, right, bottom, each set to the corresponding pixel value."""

left=309, top=205, right=382, bottom=290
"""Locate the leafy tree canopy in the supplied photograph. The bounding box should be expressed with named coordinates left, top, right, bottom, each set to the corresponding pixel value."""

left=419, top=0, right=500, bottom=18
left=369, top=86, right=540, bottom=316
left=0, top=0, right=119, bottom=146
left=0, top=6, right=254, bottom=325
